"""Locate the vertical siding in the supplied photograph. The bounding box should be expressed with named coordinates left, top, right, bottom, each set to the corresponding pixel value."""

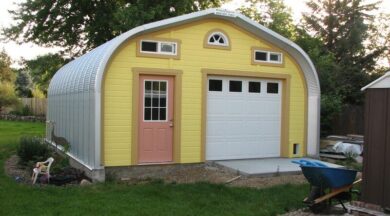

left=104, top=19, right=306, bottom=166
left=362, top=89, right=390, bottom=209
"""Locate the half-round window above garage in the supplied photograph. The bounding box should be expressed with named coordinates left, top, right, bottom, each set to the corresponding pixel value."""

left=204, top=29, right=231, bottom=50
left=208, top=32, right=228, bottom=46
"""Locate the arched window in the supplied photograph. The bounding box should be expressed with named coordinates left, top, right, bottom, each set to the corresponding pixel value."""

left=208, top=32, right=228, bottom=46
left=204, top=29, right=231, bottom=50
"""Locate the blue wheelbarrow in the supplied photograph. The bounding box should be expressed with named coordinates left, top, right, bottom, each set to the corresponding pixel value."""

left=292, top=159, right=361, bottom=213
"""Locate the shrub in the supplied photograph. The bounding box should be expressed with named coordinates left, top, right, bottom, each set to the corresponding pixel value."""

left=51, top=156, right=70, bottom=174
left=17, top=136, right=52, bottom=166
left=20, top=105, right=33, bottom=116
left=9, top=105, right=33, bottom=116
left=0, top=81, right=20, bottom=113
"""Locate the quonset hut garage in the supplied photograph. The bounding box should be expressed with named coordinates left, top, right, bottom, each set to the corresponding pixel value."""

left=47, top=8, right=320, bottom=181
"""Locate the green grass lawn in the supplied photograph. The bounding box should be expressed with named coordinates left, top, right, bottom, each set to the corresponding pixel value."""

left=0, top=120, right=307, bottom=216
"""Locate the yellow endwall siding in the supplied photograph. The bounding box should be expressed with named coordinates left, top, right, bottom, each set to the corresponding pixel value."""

left=103, top=19, right=306, bottom=166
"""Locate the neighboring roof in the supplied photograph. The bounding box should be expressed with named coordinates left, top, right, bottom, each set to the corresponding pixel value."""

left=361, top=71, right=390, bottom=91
left=48, top=8, right=320, bottom=96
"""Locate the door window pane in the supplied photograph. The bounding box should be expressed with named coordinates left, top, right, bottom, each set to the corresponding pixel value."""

left=152, top=94, right=159, bottom=107
left=229, top=80, right=242, bottom=92
left=160, top=96, right=166, bottom=107
left=249, top=82, right=261, bottom=93
left=153, top=82, right=159, bottom=92
left=267, top=82, right=279, bottom=94
left=160, top=108, right=166, bottom=120
left=145, top=81, right=151, bottom=93
left=152, top=108, right=159, bottom=120
left=209, top=79, right=222, bottom=91
left=144, top=108, right=151, bottom=120
left=144, top=80, right=168, bottom=121
left=145, top=95, right=151, bottom=107
left=160, top=82, right=166, bottom=94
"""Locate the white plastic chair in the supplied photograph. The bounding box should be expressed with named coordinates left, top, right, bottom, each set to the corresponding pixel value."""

left=32, top=157, right=54, bottom=184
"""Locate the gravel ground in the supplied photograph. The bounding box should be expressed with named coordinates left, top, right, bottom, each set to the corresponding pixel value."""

left=122, top=164, right=307, bottom=189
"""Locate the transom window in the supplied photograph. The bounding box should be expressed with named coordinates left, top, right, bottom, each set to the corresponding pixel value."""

left=144, top=80, right=167, bottom=121
left=140, top=40, right=177, bottom=55
left=207, top=32, right=229, bottom=46
left=254, top=49, right=283, bottom=64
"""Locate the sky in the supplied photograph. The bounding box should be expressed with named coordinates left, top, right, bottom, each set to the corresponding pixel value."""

left=0, top=0, right=389, bottom=67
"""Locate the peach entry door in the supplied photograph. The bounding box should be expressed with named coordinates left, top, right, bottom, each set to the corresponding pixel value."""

left=138, top=75, right=174, bottom=163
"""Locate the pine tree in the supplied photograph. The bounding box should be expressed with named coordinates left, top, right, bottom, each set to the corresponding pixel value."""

left=303, top=0, right=386, bottom=104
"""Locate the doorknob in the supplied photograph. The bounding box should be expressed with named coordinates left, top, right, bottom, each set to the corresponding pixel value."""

left=169, top=119, right=174, bottom=127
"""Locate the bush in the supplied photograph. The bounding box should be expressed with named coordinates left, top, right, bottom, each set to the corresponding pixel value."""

left=50, top=156, right=70, bottom=174
left=17, top=136, right=52, bottom=166
left=20, top=105, right=33, bottom=116
left=0, top=81, right=20, bottom=113
left=9, top=105, right=33, bottom=116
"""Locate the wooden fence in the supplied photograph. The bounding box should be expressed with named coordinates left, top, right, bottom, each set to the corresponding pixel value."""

left=20, top=98, right=47, bottom=116
left=331, top=104, right=364, bottom=135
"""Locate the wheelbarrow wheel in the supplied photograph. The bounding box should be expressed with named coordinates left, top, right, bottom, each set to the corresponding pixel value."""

left=309, top=202, right=328, bottom=214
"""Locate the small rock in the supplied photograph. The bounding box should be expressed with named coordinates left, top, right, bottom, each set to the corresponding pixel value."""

left=80, top=179, right=92, bottom=186
left=14, top=176, right=23, bottom=182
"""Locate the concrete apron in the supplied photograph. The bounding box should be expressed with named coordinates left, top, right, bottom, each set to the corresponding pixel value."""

left=212, top=158, right=342, bottom=177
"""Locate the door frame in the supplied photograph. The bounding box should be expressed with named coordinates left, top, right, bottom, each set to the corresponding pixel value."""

left=131, top=67, right=182, bottom=165
left=201, top=68, right=293, bottom=161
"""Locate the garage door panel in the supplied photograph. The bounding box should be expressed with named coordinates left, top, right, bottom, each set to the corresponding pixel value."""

left=207, top=121, right=245, bottom=136
left=206, top=76, right=282, bottom=160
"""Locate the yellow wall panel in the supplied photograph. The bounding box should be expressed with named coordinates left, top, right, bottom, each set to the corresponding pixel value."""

left=103, top=19, right=307, bottom=166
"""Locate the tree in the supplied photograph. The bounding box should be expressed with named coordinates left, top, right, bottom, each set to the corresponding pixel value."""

left=0, top=49, right=15, bottom=83
left=0, top=81, right=19, bottom=113
left=14, top=69, right=32, bottom=97
left=367, top=13, right=390, bottom=71
left=239, top=0, right=297, bottom=39
left=3, top=0, right=225, bottom=57
left=23, top=54, right=67, bottom=95
left=303, top=0, right=388, bottom=104
left=294, top=29, right=343, bottom=135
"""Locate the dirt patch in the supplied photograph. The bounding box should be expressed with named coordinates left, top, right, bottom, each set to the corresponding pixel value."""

left=230, top=174, right=307, bottom=188
left=120, top=164, right=307, bottom=189
left=6, top=154, right=307, bottom=188
left=4, top=155, right=32, bottom=184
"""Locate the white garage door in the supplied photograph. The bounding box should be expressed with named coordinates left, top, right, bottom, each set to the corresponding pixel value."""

left=206, top=76, right=282, bottom=160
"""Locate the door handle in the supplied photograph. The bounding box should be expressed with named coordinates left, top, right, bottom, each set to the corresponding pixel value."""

left=169, top=120, right=174, bottom=127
